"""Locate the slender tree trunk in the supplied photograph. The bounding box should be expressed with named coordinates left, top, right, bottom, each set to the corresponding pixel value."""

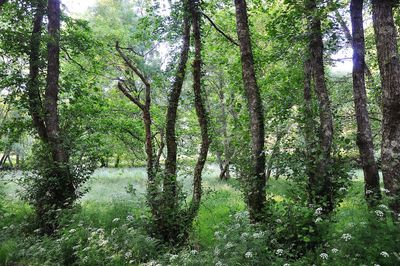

left=28, top=0, right=47, bottom=140
left=45, top=0, right=68, bottom=167
left=190, top=0, right=210, bottom=214
left=218, top=88, right=231, bottom=180
left=372, top=0, right=400, bottom=216
left=155, top=129, right=165, bottom=172
left=351, top=0, right=381, bottom=205
left=307, top=0, right=334, bottom=213
left=303, top=59, right=317, bottom=200
left=266, top=130, right=284, bottom=181
left=114, top=154, right=120, bottom=168
left=234, top=0, right=266, bottom=222
left=164, top=2, right=191, bottom=212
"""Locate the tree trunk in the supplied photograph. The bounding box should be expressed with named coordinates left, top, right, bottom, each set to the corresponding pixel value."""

left=163, top=2, right=191, bottom=212
left=351, top=0, right=381, bottom=205
left=28, top=0, right=47, bottom=140
left=218, top=87, right=231, bottom=180
left=45, top=0, right=68, bottom=167
left=190, top=0, right=210, bottom=214
left=307, top=0, right=334, bottom=213
left=303, top=59, right=317, bottom=199
left=114, top=154, right=120, bottom=168
left=372, top=0, right=400, bottom=216
left=234, top=0, right=266, bottom=222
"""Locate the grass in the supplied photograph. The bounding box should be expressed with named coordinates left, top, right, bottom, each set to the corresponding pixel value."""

left=1, top=166, right=398, bottom=265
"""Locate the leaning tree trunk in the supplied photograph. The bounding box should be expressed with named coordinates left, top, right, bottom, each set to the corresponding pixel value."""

left=372, top=0, right=400, bottom=216
left=351, top=0, right=381, bottom=205
left=234, top=0, right=266, bottom=222
left=307, top=0, right=334, bottom=213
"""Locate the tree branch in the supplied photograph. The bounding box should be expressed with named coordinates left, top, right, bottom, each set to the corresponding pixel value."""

left=202, top=12, right=239, bottom=47
left=117, top=82, right=145, bottom=110
left=115, top=41, right=151, bottom=88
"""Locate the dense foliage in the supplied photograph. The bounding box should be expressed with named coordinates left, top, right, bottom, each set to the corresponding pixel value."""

left=0, top=0, right=399, bottom=265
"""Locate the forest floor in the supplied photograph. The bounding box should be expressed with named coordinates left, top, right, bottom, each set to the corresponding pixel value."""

left=0, top=167, right=398, bottom=265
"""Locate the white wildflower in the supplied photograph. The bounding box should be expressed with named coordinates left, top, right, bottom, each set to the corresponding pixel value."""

left=225, top=242, right=234, bottom=249
left=190, top=250, right=198, bottom=255
left=320, top=253, right=328, bottom=260
left=214, top=247, right=220, bottom=256
left=241, top=232, right=249, bottom=239
left=341, top=233, right=352, bottom=241
left=380, top=251, right=389, bottom=258
left=331, top=248, right=339, bottom=254
left=98, top=239, right=108, bottom=246
left=69, top=229, right=76, bottom=233
left=315, top=207, right=323, bottom=216
left=283, top=264, right=290, bottom=266
left=112, top=218, right=120, bottom=223
left=253, top=232, right=264, bottom=239
left=375, top=210, right=384, bottom=218
left=366, top=190, right=373, bottom=195
left=245, top=251, right=253, bottom=258
left=126, top=215, right=134, bottom=222
left=276, top=249, right=284, bottom=256
left=379, top=204, right=389, bottom=210
left=125, top=251, right=132, bottom=259
left=276, top=219, right=282, bottom=224
left=315, top=217, right=323, bottom=223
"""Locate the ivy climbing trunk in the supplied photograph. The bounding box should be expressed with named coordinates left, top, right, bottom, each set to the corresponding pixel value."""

left=307, top=0, right=334, bottom=213
left=44, top=0, right=73, bottom=204
left=234, top=0, right=266, bottom=222
left=190, top=0, right=210, bottom=214
left=164, top=2, right=191, bottom=210
left=372, top=0, right=400, bottom=217
left=351, top=0, right=381, bottom=205
left=28, top=0, right=47, bottom=140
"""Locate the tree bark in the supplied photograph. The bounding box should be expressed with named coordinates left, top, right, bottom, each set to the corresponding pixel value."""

left=28, top=0, right=48, bottom=140
left=303, top=59, right=317, bottom=199
left=372, top=0, right=400, bottom=216
left=351, top=0, right=381, bottom=205
left=190, top=0, right=210, bottom=213
left=217, top=87, right=231, bottom=180
left=307, top=0, right=334, bottom=213
left=45, top=0, right=69, bottom=168
left=234, top=0, right=266, bottom=222
left=164, top=4, right=191, bottom=208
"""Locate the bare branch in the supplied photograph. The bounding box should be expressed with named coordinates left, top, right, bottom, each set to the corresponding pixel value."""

left=115, top=41, right=151, bottom=88
left=201, top=12, right=239, bottom=47
left=117, top=82, right=145, bottom=110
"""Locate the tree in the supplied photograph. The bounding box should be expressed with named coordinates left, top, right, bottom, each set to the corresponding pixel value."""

left=371, top=0, right=400, bottom=216
left=350, top=0, right=380, bottom=205
left=234, top=0, right=266, bottom=222
left=307, top=0, right=334, bottom=213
